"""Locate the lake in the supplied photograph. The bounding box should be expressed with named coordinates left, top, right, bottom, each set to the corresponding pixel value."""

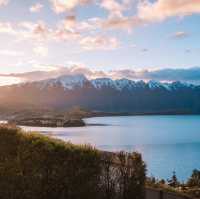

left=21, top=115, right=200, bottom=182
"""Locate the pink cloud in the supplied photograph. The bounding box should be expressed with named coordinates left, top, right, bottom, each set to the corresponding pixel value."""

left=30, top=3, right=43, bottom=13
left=102, top=15, right=145, bottom=31
left=0, top=0, right=8, bottom=7
left=171, top=31, right=189, bottom=39
left=100, top=0, right=132, bottom=17
left=80, top=35, right=120, bottom=50
left=50, top=0, right=92, bottom=13
left=4, top=65, right=200, bottom=85
left=138, top=0, right=200, bottom=22
left=0, top=22, right=16, bottom=34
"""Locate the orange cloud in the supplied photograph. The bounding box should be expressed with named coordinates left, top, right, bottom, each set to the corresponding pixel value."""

left=138, top=0, right=200, bottom=22
left=0, top=0, right=8, bottom=7
left=50, top=0, right=92, bottom=13
left=4, top=65, right=200, bottom=85
left=171, top=31, right=189, bottom=39
left=33, top=45, right=48, bottom=57
left=100, top=0, right=133, bottom=17
left=30, top=3, right=43, bottom=13
left=0, top=50, right=24, bottom=56
left=102, top=15, right=145, bottom=31
left=80, top=35, right=119, bottom=50
left=0, top=22, right=15, bottom=34
left=18, top=21, right=51, bottom=41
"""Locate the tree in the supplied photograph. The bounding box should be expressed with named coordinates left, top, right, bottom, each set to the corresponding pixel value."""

left=116, top=152, right=146, bottom=199
left=168, top=171, right=179, bottom=188
left=100, top=153, right=116, bottom=199
left=187, top=169, right=200, bottom=187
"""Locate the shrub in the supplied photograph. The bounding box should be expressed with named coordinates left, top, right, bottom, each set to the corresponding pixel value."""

left=0, top=125, right=146, bottom=199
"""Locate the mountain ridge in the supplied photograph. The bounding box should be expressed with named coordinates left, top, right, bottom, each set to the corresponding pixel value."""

left=13, top=74, right=198, bottom=91
left=1, top=74, right=200, bottom=114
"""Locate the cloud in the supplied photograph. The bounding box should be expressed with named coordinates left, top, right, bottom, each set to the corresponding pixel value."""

left=30, top=3, right=43, bottom=13
left=0, top=50, right=24, bottom=56
left=4, top=0, right=199, bottom=54
left=18, top=21, right=51, bottom=41
left=0, top=64, right=107, bottom=82
left=0, top=0, right=8, bottom=7
left=100, top=0, right=133, bottom=17
left=62, top=15, right=76, bottom=30
left=48, top=0, right=200, bottom=32
left=18, top=20, right=81, bottom=42
left=171, top=31, right=189, bottom=39
left=33, top=45, right=48, bottom=57
left=0, top=22, right=16, bottom=34
left=80, top=35, right=120, bottom=50
left=0, top=19, right=121, bottom=51
left=3, top=65, right=200, bottom=85
left=107, top=67, right=200, bottom=84
left=0, top=76, right=22, bottom=86
left=50, top=0, right=92, bottom=13
left=54, top=29, right=81, bottom=41
left=101, top=15, right=145, bottom=31
left=138, top=0, right=200, bottom=23
left=100, top=0, right=126, bottom=17
left=49, top=0, right=142, bottom=33
left=53, top=15, right=88, bottom=41
left=32, top=64, right=58, bottom=71
left=0, top=21, right=50, bottom=41
left=144, top=68, right=200, bottom=83
left=98, top=0, right=145, bottom=32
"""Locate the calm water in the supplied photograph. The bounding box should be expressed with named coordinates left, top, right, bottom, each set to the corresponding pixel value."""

left=21, top=115, right=200, bottom=181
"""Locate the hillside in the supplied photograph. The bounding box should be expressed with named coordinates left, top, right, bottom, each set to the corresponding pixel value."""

left=0, top=125, right=145, bottom=199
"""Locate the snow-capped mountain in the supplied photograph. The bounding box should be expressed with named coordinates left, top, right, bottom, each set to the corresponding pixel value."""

left=41, top=74, right=89, bottom=90
left=33, top=74, right=196, bottom=91
left=1, top=74, right=200, bottom=113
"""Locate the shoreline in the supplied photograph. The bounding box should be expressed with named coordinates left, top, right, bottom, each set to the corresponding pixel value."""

left=84, top=111, right=200, bottom=119
left=2, top=112, right=200, bottom=128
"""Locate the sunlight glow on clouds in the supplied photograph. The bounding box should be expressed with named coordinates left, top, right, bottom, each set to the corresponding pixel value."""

left=80, top=35, right=119, bottom=50
left=0, top=0, right=8, bottom=7
left=2, top=65, right=200, bottom=85
left=0, top=76, right=21, bottom=86
left=138, top=0, right=200, bottom=22
left=50, top=0, right=92, bottom=13
left=30, top=3, right=43, bottom=13
left=0, top=50, right=24, bottom=56
left=33, top=46, right=48, bottom=57
left=0, top=0, right=199, bottom=77
left=171, top=31, right=189, bottom=39
left=0, top=22, right=15, bottom=34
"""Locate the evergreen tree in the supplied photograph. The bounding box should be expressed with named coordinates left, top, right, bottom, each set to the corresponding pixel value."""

left=168, top=171, right=179, bottom=188
left=187, top=169, right=200, bottom=187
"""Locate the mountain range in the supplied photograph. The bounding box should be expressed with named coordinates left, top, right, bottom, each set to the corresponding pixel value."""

left=0, top=74, right=200, bottom=114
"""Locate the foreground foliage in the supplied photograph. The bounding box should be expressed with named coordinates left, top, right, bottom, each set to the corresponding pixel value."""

left=0, top=125, right=146, bottom=199
left=147, top=170, right=200, bottom=198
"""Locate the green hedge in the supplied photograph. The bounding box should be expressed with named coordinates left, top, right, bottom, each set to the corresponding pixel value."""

left=0, top=125, right=146, bottom=199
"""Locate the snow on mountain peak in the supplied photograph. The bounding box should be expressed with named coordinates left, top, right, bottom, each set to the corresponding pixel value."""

left=39, top=74, right=196, bottom=91
left=147, top=80, right=172, bottom=90
left=91, top=78, right=117, bottom=89
left=42, top=74, right=88, bottom=90
left=91, top=78, right=145, bottom=90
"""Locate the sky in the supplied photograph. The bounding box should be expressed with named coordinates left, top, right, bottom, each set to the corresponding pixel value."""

left=0, top=0, right=200, bottom=84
